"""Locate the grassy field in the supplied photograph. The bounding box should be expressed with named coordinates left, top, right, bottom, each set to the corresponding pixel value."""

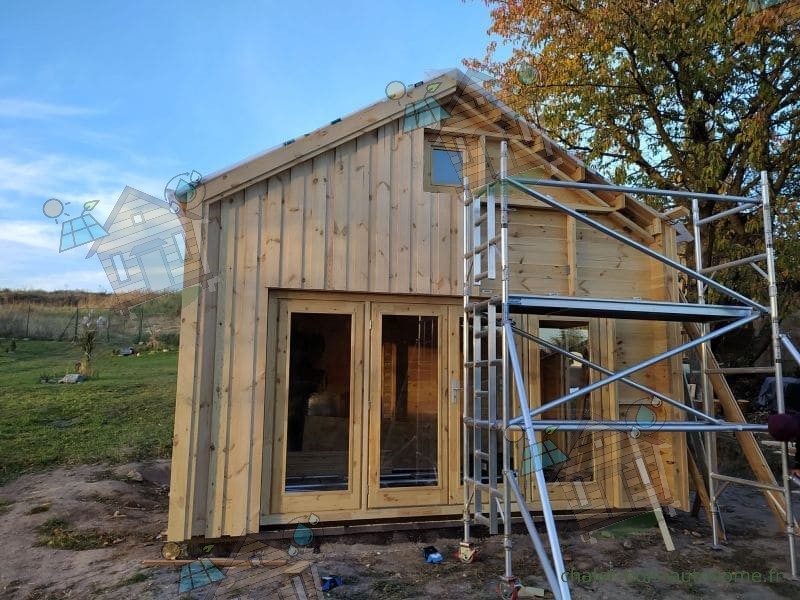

left=0, top=339, right=177, bottom=485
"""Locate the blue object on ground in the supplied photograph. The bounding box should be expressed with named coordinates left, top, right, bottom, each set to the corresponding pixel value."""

left=422, top=545, right=443, bottom=563
left=321, top=576, right=343, bottom=591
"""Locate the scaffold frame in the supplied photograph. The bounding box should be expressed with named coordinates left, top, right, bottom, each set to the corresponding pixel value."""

left=460, top=140, right=799, bottom=600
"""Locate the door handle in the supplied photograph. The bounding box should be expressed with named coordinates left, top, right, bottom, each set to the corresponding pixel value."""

left=451, top=379, right=461, bottom=404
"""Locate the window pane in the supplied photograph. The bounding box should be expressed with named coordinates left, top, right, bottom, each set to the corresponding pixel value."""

left=431, top=149, right=463, bottom=186
left=285, top=313, right=351, bottom=492
left=536, top=321, right=594, bottom=482
left=380, top=315, right=438, bottom=487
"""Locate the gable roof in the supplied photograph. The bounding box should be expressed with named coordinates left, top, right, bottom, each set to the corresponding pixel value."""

left=192, top=69, right=663, bottom=234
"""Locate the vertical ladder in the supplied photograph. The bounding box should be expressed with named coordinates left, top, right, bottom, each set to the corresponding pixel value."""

left=463, top=179, right=501, bottom=534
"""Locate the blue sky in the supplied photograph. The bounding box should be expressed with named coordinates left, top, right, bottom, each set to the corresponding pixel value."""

left=0, top=1, right=497, bottom=291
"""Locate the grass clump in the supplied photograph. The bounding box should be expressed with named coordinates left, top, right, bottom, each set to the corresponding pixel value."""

left=35, top=517, right=121, bottom=550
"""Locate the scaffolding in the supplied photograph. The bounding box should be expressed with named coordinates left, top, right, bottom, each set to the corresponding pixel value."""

left=460, top=140, right=799, bottom=599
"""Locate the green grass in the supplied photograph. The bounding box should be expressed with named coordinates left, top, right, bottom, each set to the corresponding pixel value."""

left=0, top=339, right=177, bottom=485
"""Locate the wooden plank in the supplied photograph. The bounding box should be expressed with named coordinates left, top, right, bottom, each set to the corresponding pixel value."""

left=249, top=184, right=269, bottom=534
left=263, top=175, right=284, bottom=287
left=189, top=202, right=221, bottom=536
left=281, top=162, right=309, bottom=288
left=304, top=152, right=330, bottom=289
left=167, top=201, right=207, bottom=541
left=566, top=216, right=577, bottom=295
left=684, top=321, right=793, bottom=528
left=269, top=300, right=290, bottom=514
left=207, top=194, right=241, bottom=537
left=349, top=132, right=372, bottom=291
left=331, top=141, right=354, bottom=290
left=411, top=128, right=432, bottom=293
left=391, top=127, right=412, bottom=293
left=687, top=453, right=715, bottom=525
left=371, top=125, right=392, bottom=292
left=223, top=184, right=262, bottom=536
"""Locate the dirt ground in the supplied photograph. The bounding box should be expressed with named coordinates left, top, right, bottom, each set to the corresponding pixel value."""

left=1, top=461, right=799, bottom=599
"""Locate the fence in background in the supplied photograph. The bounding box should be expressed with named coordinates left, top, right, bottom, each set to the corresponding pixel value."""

left=0, top=303, right=181, bottom=346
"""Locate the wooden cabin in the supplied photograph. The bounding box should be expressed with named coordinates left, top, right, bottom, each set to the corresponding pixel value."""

left=167, top=69, right=688, bottom=542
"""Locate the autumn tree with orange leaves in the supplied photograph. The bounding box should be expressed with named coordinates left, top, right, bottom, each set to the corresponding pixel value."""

left=470, top=0, right=800, bottom=362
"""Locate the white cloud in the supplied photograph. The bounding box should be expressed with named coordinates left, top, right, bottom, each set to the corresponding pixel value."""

left=0, top=98, right=97, bottom=119
left=0, top=154, right=166, bottom=223
left=0, top=219, right=59, bottom=250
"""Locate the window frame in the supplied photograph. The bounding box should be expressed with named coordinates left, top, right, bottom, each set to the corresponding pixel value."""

left=424, top=140, right=465, bottom=192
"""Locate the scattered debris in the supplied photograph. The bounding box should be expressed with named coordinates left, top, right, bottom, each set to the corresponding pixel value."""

left=142, top=558, right=288, bottom=567
left=517, top=586, right=546, bottom=598
left=422, top=545, right=443, bottom=564
left=126, top=470, right=144, bottom=482
left=58, top=374, right=85, bottom=384
left=27, top=503, right=51, bottom=515
left=321, top=575, right=343, bottom=592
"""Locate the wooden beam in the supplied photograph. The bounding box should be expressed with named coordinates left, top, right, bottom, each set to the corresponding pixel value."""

left=687, top=453, right=719, bottom=531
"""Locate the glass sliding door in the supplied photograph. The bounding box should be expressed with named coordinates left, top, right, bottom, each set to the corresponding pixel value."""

left=285, top=312, right=352, bottom=492
left=271, top=299, right=364, bottom=514
left=368, top=303, right=448, bottom=507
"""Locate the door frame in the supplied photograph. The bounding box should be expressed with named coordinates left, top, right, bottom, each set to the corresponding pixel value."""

left=367, top=301, right=452, bottom=508
left=269, top=297, right=365, bottom=515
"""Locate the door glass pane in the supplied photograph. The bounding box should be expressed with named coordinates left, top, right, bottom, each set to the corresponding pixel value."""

left=380, top=315, right=439, bottom=488
left=537, top=321, right=594, bottom=482
left=285, top=313, right=351, bottom=492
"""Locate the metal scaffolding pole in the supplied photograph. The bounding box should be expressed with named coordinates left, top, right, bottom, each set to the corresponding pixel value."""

left=500, top=144, right=515, bottom=588
left=692, top=197, right=722, bottom=549
left=508, top=313, right=760, bottom=426
left=461, top=176, right=472, bottom=548
left=511, top=325, right=724, bottom=424
left=760, top=171, right=797, bottom=577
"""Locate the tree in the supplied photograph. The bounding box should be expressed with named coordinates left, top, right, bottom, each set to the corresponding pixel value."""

left=469, top=0, right=800, bottom=363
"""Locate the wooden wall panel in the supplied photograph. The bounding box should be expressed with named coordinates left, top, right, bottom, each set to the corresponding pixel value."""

left=304, top=151, right=330, bottom=289
left=168, top=200, right=220, bottom=541
left=370, top=125, right=392, bottom=292
left=391, top=129, right=413, bottom=293
left=349, top=133, right=372, bottom=291
left=331, top=141, right=353, bottom=290
left=206, top=193, right=242, bottom=537
left=241, top=119, right=469, bottom=297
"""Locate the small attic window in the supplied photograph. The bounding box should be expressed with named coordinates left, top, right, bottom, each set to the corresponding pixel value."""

left=430, top=148, right=463, bottom=187
left=131, top=212, right=144, bottom=225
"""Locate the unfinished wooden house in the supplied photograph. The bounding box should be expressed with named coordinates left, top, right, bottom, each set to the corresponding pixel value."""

left=167, top=69, right=691, bottom=542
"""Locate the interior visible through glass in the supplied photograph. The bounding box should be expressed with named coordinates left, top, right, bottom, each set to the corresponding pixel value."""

left=537, top=321, right=594, bottom=482
left=285, top=313, right=351, bottom=492
left=379, top=315, right=439, bottom=488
